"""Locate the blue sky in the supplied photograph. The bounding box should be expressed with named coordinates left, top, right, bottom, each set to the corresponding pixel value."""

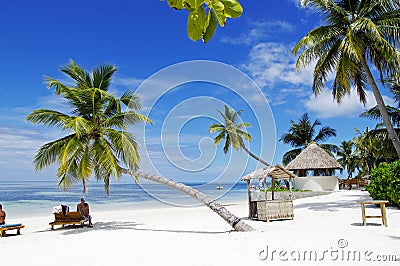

left=0, top=1, right=393, bottom=184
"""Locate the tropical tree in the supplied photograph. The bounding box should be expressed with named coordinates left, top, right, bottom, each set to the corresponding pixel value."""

left=361, top=78, right=400, bottom=126
left=166, top=0, right=243, bottom=42
left=352, top=126, right=396, bottom=176
left=292, top=0, right=400, bottom=157
left=359, top=79, right=400, bottom=162
left=208, top=105, right=270, bottom=167
left=26, top=60, right=253, bottom=232
left=280, top=113, right=337, bottom=165
left=336, top=140, right=359, bottom=178
left=353, top=128, right=383, bottom=176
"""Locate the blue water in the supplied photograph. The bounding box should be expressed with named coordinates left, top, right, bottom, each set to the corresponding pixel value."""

left=0, top=180, right=250, bottom=218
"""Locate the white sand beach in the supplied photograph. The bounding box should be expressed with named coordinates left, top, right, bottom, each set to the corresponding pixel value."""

left=1, top=190, right=399, bottom=266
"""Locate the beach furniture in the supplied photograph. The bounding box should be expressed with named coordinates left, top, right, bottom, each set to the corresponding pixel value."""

left=242, top=165, right=296, bottom=222
left=0, top=223, right=25, bottom=237
left=339, top=178, right=369, bottom=190
left=49, top=211, right=88, bottom=230
left=359, top=200, right=388, bottom=227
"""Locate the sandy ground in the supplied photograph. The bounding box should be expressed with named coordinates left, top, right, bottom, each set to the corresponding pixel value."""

left=1, top=190, right=399, bottom=266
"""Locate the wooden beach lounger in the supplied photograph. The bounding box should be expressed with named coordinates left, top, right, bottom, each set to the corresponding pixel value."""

left=0, top=223, right=25, bottom=237
left=49, top=211, right=87, bottom=230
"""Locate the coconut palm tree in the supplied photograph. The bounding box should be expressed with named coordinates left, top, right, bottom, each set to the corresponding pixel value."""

left=280, top=113, right=337, bottom=165
left=353, top=128, right=383, bottom=176
left=26, top=60, right=253, bottom=232
left=292, top=0, right=400, bottom=157
left=361, top=78, right=400, bottom=126
left=336, top=140, right=359, bottom=179
left=208, top=105, right=270, bottom=167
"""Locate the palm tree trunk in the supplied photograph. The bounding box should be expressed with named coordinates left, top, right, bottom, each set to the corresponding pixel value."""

left=121, top=168, right=254, bottom=232
left=361, top=56, right=400, bottom=158
left=240, top=143, right=271, bottom=167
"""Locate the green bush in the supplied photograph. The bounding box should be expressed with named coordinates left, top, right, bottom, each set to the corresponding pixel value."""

left=366, top=160, right=400, bottom=207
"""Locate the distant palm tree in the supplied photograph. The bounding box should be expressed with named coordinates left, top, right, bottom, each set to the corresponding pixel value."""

left=292, top=0, right=400, bottom=157
left=353, top=128, right=383, bottom=176
left=336, top=141, right=359, bottom=179
left=280, top=113, right=337, bottom=165
left=27, top=60, right=253, bottom=232
left=208, top=105, right=270, bottom=166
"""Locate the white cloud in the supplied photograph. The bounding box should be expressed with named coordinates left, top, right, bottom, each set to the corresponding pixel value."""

left=244, top=42, right=316, bottom=88
left=112, top=75, right=144, bottom=88
left=220, top=19, right=294, bottom=46
left=304, top=88, right=396, bottom=118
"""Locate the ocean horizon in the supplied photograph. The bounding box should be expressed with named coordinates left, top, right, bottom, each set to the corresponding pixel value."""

left=0, top=180, right=255, bottom=219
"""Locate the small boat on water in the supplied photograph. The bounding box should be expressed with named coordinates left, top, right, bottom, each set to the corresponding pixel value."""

left=216, top=185, right=224, bottom=190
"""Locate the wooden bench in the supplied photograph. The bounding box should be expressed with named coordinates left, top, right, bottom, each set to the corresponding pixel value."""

left=359, top=200, right=388, bottom=227
left=0, top=224, right=25, bottom=237
left=49, top=211, right=87, bottom=230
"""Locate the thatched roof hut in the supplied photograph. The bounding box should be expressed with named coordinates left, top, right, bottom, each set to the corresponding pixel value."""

left=241, top=164, right=296, bottom=181
left=286, top=143, right=342, bottom=176
left=242, top=165, right=296, bottom=221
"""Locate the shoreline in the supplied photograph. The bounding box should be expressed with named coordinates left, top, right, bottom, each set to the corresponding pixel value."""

left=2, top=190, right=400, bottom=266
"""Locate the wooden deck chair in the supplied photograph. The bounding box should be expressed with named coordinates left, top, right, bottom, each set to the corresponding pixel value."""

left=49, top=211, right=87, bottom=230
left=0, top=223, right=25, bottom=237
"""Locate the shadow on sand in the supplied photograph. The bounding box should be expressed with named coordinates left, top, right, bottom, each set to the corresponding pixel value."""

left=294, top=193, right=372, bottom=212
left=38, top=221, right=232, bottom=235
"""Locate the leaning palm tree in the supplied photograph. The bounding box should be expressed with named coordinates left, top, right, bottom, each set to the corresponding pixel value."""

left=292, top=0, right=400, bottom=157
left=280, top=113, right=337, bottom=165
left=26, top=60, right=253, bottom=232
left=208, top=105, right=270, bottom=167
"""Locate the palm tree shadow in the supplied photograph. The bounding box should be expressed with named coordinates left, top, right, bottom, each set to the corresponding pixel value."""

left=351, top=222, right=384, bottom=227
left=59, top=221, right=141, bottom=235
left=57, top=221, right=232, bottom=235
left=294, top=193, right=372, bottom=212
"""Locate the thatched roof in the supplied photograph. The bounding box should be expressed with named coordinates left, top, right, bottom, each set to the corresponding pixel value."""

left=242, top=164, right=296, bottom=180
left=286, top=143, right=343, bottom=170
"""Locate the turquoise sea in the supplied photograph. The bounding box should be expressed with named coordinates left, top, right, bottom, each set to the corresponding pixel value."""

left=0, top=180, right=250, bottom=218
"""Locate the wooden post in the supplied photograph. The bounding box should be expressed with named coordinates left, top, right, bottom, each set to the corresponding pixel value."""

left=288, top=177, right=293, bottom=200
left=271, top=178, right=275, bottom=200
left=381, top=202, right=388, bottom=227
left=264, top=177, right=267, bottom=200
left=246, top=180, right=251, bottom=218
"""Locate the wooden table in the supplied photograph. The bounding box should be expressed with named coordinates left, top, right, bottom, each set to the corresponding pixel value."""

left=359, top=200, right=388, bottom=227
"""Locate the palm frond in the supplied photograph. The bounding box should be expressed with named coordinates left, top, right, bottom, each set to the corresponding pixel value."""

left=26, top=109, right=71, bottom=128
left=33, top=134, right=76, bottom=170
left=92, top=64, right=117, bottom=91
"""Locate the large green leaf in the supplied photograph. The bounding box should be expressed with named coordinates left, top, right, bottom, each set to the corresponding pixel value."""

left=187, top=8, right=207, bottom=41
left=167, top=0, right=184, bottom=9
left=220, top=0, right=243, bottom=18
left=185, top=0, right=203, bottom=9
left=203, top=10, right=217, bottom=43
left=210, top=0, right=226, bottom=26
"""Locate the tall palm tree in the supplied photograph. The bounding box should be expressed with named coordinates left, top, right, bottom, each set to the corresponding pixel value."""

left=292, top=0, right=400, bottom=157
left=280, top=113, right=337, bottom=165
left=208, top=105, right=270, bottom=167
left=336, top=140, right=359, bottom=178
left=360, top=79, right=400, bottom=161
left=27, top=60, right=253, bottom=232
